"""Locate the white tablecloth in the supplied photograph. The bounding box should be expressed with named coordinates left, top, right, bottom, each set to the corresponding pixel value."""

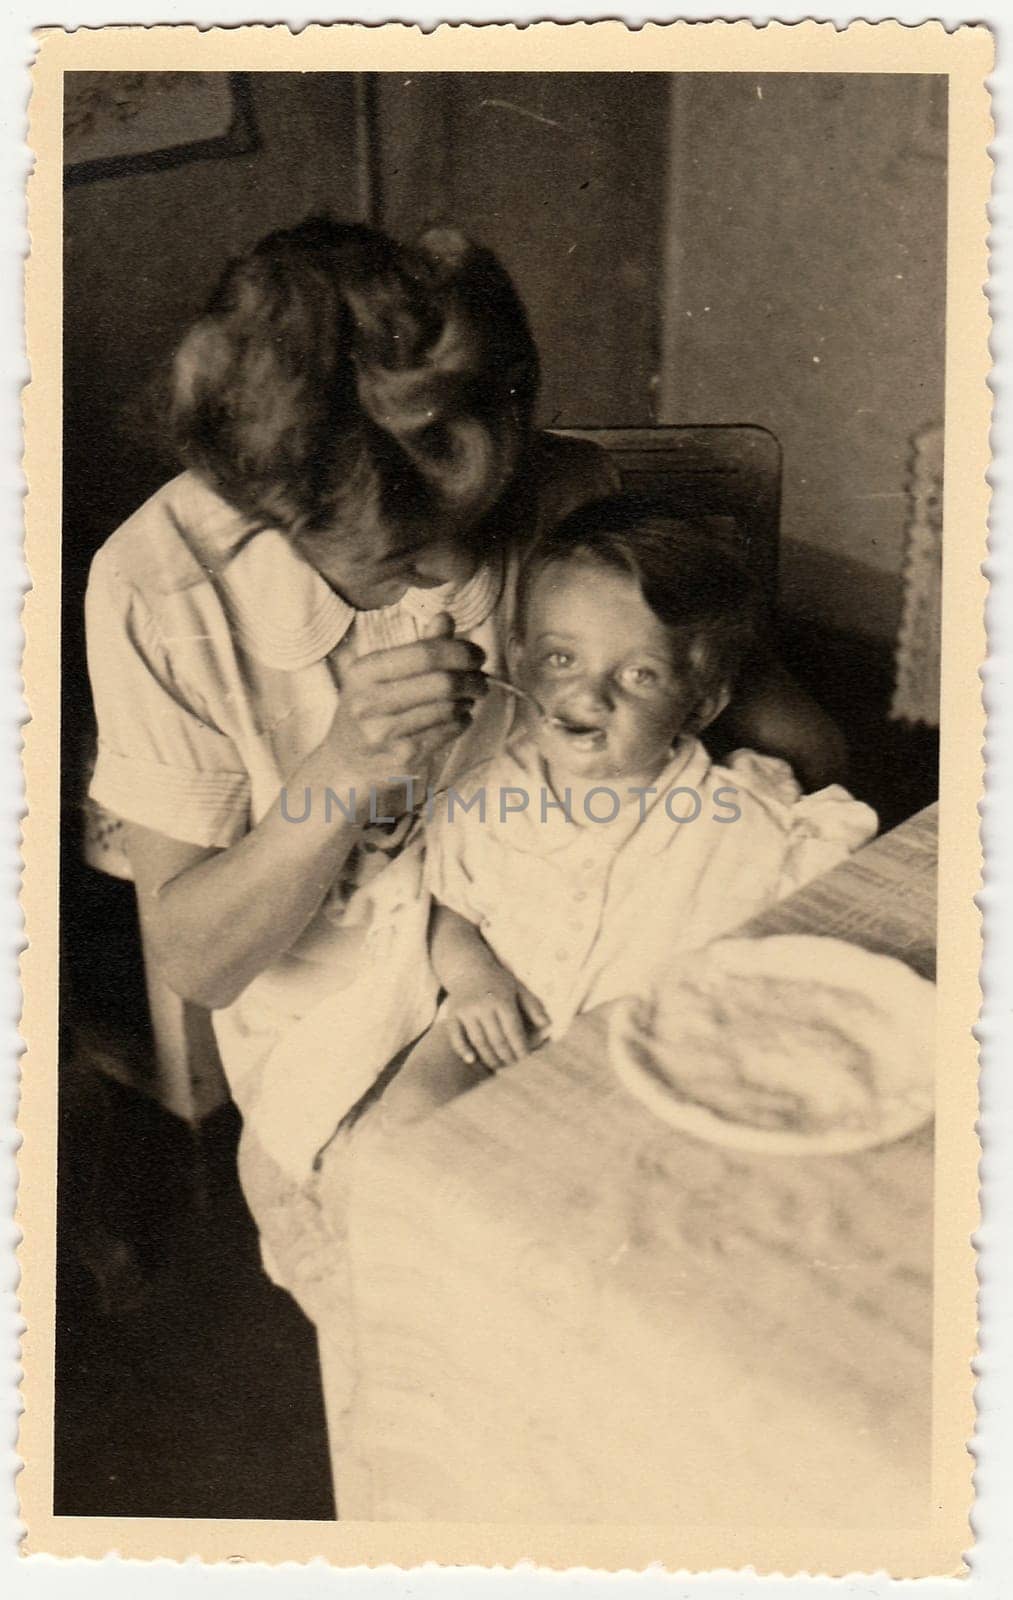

left=310, top=807, right=939, bottom=1527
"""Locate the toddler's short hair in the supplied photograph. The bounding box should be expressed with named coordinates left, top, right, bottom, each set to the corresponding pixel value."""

left=517, top=494, right=768, bottom=697
left=169, top=216, right=539, bottom=543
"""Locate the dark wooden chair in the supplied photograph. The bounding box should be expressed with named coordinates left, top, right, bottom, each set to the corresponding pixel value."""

left=556, top=425, right=782, bottom=599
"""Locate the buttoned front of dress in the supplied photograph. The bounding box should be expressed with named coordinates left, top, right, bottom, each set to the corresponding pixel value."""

left=426, top=738, right=703, bottom=1034
left=425, top=734, right=879, bottom=1039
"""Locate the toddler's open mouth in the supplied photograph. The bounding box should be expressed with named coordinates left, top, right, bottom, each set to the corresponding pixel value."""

left=550, top=711, right=607, bottom=748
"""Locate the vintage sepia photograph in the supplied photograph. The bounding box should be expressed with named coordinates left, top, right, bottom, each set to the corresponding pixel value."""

left=20, top=21, right=989, bottom=1576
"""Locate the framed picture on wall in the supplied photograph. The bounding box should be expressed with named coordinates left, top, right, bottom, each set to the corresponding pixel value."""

left=64, top=70, right=257, bottom=186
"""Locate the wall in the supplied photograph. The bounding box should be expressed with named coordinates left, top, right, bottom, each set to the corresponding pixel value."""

left=373, top=71, right=669, bottom=428
left=658, top=73, right=947, bottom=640
left=373, top=71, right=946, bottom=642
left=64, top=73, right=364, bottom=568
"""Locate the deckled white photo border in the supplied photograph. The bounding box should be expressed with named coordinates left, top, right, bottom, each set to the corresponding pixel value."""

left=7, top=3, right=1008, bottom=1592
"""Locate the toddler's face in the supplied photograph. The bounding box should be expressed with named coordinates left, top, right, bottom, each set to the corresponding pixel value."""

left=512, top=559, right=712, bottom=784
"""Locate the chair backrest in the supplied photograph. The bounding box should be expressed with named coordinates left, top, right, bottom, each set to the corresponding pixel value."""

left=555, top=425, right=782, bottom=600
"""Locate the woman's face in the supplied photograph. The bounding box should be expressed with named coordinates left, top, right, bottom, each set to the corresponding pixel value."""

left=295, top=520, right=482, bottom=611
left=293, top=406, right=527, bottom=611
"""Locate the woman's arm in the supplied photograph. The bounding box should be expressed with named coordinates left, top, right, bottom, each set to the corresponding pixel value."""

left=125, top=765, right=361, bottom=1013
left=125, top=618, right=487, bottom=1010
left=714, top=656, right=848, bottom=793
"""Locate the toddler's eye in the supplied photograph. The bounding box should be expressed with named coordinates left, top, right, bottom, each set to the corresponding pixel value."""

left=545, top=650, right=574, bottom=669
left=621, top=664, right=659, bottom=688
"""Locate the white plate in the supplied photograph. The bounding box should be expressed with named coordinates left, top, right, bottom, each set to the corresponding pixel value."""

left=608, top=936, right=936, bottom=1156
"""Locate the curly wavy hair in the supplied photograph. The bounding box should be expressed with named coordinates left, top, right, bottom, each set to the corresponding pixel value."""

left=169, top=216, right=540, bottom=546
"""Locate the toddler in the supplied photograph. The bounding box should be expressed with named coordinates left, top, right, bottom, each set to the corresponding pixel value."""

left=378, top=494, right=878, bottom=1122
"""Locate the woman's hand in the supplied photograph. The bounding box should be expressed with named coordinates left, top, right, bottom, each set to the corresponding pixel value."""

left=125, top=615, right=489, bottom=1012
left=319, top=612, right=488, bottom=818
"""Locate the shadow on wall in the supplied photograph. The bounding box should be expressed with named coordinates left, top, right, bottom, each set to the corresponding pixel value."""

left=63, top=74, right=365, bottom=581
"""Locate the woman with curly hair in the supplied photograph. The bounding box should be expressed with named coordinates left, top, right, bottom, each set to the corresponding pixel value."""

left=86, top=218, right=582, bottom=1071
left=84, top=214, right=842, bottom=1285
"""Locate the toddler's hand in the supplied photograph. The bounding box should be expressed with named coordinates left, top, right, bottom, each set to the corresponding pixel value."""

left=446, top=972, right=550, bottom=1071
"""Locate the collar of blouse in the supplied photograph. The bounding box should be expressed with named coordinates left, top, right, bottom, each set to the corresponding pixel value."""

left=176, top=472, right=506, bottom=672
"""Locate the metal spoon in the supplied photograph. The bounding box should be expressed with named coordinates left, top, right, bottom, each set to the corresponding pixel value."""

left=486, top=676, right=593, bottom=735
left=484, top=674, right=567, bottom=728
